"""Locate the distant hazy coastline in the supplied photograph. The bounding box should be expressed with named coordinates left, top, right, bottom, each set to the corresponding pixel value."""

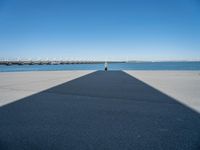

left=0, top=62, right=200, bottom=72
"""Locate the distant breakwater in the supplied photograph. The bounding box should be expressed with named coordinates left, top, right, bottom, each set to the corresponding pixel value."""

left=0, top=61, right=125, bottom=66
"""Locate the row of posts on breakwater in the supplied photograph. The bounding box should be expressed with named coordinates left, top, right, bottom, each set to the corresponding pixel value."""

left=0, top=60, right=126, bottom=66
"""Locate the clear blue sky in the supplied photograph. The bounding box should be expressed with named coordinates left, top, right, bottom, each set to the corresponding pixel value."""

left=0, top=0, right=200, bottom=61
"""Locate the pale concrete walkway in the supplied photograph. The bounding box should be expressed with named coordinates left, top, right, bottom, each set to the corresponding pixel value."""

left=125, top=71, right=200, bottom=112
left=0, top=71, right=200, bottom=150
left=0, top=71, right=94, bottom=106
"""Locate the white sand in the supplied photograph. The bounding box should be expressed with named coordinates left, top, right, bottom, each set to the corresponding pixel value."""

left=125, top=71, right=200, bottom=113
left=0, top=71, right=94, bottom=106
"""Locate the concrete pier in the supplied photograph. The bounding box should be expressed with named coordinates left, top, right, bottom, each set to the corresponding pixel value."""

left=0, top=71, right=200, bottom=149
left=0, top=71, right=94, bottom=106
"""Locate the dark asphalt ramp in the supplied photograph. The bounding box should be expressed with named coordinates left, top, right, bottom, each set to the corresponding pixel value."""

left=0, top=71, right=200, bottom=150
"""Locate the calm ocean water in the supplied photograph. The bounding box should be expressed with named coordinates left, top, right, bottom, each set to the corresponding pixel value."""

left=0, top=62, right=200, bottom=72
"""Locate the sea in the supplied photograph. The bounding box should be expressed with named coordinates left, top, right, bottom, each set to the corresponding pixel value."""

left=0, top=62, right=200, bottom=72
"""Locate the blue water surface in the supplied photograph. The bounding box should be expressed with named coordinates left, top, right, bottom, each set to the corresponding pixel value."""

left=0, top=62, right=200, bottom=72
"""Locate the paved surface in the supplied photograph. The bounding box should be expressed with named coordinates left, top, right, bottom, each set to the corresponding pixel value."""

left=0, top=71, right=93, bottom=106
left=0, top=71, right=200, bottom=149
left=125, top=71, right=200, bottom=112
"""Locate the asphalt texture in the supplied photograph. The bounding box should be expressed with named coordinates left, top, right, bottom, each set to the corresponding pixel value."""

left=0, top=71, right=200, bottom=150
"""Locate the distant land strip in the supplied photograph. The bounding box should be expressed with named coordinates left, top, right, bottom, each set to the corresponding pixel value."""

left=0, top=60, right=126, bottom=66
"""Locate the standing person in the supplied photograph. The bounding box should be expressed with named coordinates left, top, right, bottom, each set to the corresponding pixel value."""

left=104, top=62, right=108, bottom=71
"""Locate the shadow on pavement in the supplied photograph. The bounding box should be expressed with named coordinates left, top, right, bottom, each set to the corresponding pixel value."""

left=0, top=71, right=200, bottom=150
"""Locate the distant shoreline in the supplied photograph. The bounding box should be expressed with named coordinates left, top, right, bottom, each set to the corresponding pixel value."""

left=0, top=62, right=200, bottom=72
left=0, top=61, right=125, bottom=66
left=0, top=60, right=199, bottom=66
